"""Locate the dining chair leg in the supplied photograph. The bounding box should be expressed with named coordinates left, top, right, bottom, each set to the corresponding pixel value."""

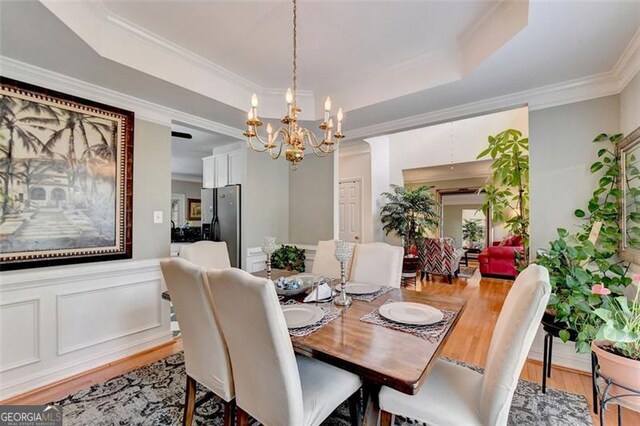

left=182, top=375, right=197, bottom=426
left=236, top=406, right=250, bottom=426
left=447, top=274, right=453, bottom=284
left=222, top=399, right=236, bottom=426
left=348, top=391, right=361, bottom=426
left=380, top=410, right=394, bottom=426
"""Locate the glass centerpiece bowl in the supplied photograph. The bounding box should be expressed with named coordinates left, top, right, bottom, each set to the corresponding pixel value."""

left=333, top=240, right=353, bottom=307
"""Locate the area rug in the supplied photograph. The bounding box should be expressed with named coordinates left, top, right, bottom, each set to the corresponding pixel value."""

left=458, top=265, right=478, bottom=278
left=51, top=352, right=592, bottom=425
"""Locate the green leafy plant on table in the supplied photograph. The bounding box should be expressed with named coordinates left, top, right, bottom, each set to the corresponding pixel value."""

left=271, top=244, right=306, bottom=273
left=477, top=129, right=530, bottom=262
left=536, top=133, right=631, bottom=353
left=462, top=219, right=485, bottom=249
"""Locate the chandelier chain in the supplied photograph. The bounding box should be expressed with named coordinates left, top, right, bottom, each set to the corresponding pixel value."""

left=292, top=0, right=297, bottom=106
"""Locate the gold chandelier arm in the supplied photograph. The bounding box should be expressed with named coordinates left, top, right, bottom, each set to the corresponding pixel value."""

left=247, top=133, right=271, bottom=153
left=301, top=128, right=338, bottom=157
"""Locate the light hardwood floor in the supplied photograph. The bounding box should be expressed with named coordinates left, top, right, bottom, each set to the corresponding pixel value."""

left=4, top=268, right=639, bottom=425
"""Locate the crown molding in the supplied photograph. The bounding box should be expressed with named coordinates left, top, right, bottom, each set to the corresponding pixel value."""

left=1, top=56, right=244, bottom=139
left=613, top=28, right=640, bottom=90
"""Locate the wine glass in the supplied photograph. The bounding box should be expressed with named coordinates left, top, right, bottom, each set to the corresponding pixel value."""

left=261, top=236, right=277, bottom=279
left=333, top=240, right=353, bottom=307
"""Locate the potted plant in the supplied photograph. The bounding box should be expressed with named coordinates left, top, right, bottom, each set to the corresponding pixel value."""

left=536, top=133, right=631, bottom=353
left=380, top=185, right=439, bottom=255
left=477, top=129, right=530, bottom=262
left=271, top=244, right=306, bottom=273
left=591, top=280, right=640, bottom=411
left=462, top=218, right=485, bottom=249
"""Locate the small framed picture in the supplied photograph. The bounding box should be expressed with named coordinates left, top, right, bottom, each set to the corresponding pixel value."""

left=187, top=198, right=201, bottom=221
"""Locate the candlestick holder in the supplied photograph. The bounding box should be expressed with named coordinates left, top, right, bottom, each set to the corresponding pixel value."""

left=261, top=236, right=277, bottom=280
left=333, top=240, right=352, bottom=307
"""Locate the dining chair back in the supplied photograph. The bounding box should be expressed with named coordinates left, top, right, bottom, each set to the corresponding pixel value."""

left=160, top=258, right=235, bottom=425
left=350, top=242, right=404, bottom=287
left=179, top=240, right=231, bottom=269
left=311, top=240, right=355, bottom=279
left=205, top=268, right=305, bottom=425
left=479, top=264, right=551, bottom=425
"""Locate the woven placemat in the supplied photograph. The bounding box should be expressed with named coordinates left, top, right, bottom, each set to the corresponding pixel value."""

left=349, top=285, right=396, bottom=302
left=281, top=300, right=341, bottom=338
left=360, top=300, right=456, bottom=342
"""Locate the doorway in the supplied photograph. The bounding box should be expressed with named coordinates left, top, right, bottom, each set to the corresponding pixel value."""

left=338, top=179, right=362, bottom=243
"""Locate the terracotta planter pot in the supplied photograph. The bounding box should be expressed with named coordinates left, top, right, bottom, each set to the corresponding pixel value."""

left=592, top=341, right=640, bottom=412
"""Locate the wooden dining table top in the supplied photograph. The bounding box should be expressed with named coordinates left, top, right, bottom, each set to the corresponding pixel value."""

left=162, top=268, right=467, bottom=396
left=252, top=269, right=466, bottom=395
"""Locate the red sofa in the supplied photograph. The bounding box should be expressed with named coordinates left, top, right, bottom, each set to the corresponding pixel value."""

left=478, top=236, right=524, bottom=279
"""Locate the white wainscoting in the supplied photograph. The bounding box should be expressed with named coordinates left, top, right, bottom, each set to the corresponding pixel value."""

left=527, top=326, right=591, bottom=372
left=0, top=259, right=172, bottom=400
left=246, top=244, right=317, bottom=274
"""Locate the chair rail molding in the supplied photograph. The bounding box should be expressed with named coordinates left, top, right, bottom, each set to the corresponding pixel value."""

left=246, top=244, right=317, bottom=274
left=0, top=258, right=172, bottom=400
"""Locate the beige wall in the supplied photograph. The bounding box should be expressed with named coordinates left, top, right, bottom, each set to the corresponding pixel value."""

left=171, top=180, right=202, bottom=226
left=243, top=150, right=290, bottom=255
left=621, top=70, right=640, bottom=135
left=289, top=154, right=335, bottom=245
left=132, top=119, right=172, bottom=260
left=529, top=95, right=620, bottom=255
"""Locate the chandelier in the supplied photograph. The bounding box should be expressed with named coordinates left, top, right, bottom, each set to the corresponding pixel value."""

left=243, top=0, right=345, bottom=170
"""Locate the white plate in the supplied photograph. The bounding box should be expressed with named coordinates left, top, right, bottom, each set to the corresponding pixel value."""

left=379, top=302, right=443, bottom=326
left=336, top=282, right=382, bottom=295
left=282, top=305, right=325, bottom=329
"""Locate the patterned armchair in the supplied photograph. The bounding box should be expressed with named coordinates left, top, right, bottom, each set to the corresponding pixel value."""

left=418, top=237, right=465, bottom=284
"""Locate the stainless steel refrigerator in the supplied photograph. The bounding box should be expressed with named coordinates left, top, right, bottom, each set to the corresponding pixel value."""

left=201, top=185, right=241, bottom=267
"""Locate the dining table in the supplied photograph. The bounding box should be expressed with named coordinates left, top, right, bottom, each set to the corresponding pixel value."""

left=162, top=268, right=467, bottom=425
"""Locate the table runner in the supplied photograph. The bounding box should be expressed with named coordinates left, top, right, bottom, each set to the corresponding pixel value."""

left=281, top=300, right=341, bottom=338
left=360, top=299, right=456, bottom=342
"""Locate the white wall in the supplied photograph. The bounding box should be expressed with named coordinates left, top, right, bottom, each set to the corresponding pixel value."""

left=529, top=95, right=620, bottom=255
left=0, top=119, right=173, bottom=399
left=338, top=142, right=373, bottom=243
left=387, top=107, right=529, bottom=186
left=288, top=154, right=336, bottom=245
left=620, top=70, right=640, bottom=135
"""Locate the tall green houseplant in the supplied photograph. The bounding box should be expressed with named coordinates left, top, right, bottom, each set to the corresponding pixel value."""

left=462, top=219, right=485, bottom=248
left=477, top=129, right=530, bottom=260
left=380, top=185, right=439, bottom=252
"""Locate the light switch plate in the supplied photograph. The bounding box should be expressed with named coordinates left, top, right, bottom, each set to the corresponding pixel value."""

left=153, top=211, right=163, bottom=224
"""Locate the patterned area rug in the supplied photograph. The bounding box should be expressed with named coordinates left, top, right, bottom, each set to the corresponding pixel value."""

left=52, top=352, right=592, bottom=425
left=458, top=265, right=478, bottom=278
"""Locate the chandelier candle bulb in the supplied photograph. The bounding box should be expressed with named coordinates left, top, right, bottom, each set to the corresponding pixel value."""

left=337, top=108, right=343, bottom=133
left=251, top=93, right=259, bottom=120
left=324, top=96, right=331, bottom=122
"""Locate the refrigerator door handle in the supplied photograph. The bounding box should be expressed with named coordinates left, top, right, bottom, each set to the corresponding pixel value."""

left=212, top=216, right=221, bottom=241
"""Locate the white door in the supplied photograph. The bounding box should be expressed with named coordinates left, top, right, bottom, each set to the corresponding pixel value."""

left=339, top=180, right=362, bottom=243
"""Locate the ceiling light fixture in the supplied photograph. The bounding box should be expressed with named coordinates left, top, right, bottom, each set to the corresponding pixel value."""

left=243, top=0, right=345, bottom=170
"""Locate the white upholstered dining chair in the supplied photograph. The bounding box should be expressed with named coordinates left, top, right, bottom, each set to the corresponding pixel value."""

left=205, top=268, right=363, bottom=426
left=311, top=240, right=355, bottom=279
left=179, top=240, right=231, bottom=269
left=378, top=264, right=551, bottom=426
left=349, top=242, right=404, bottom=288
left=160, top=258, right=235, bottom=426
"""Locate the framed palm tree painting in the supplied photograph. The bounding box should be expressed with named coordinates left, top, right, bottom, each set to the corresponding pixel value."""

left=0, top=77, right=134, bottom=270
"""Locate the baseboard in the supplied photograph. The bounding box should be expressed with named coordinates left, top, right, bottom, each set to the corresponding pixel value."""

left=0, top=330, right=173, bottom=401
left=528, top=344, right=591, bottom=373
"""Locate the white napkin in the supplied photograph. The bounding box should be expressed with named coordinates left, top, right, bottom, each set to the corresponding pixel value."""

left=304, top=283, right=333, bottom=302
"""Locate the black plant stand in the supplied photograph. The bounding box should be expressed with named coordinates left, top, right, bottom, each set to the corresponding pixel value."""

left=540, top=314, right=599, bottom=414
left=592, top=351, right=640, bottom=426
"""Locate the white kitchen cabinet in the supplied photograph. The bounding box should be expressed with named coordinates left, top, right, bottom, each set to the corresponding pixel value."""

left=214, top=154, right=229, bottom=187
left=202, top=156, right=215, bottom=188
left=203, top=149, right=244, bottom=188
left=228, top=151, right=242, bottom=185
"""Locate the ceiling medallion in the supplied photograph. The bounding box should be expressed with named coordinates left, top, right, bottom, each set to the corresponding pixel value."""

left=243, top=0, right=345, bottom=170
